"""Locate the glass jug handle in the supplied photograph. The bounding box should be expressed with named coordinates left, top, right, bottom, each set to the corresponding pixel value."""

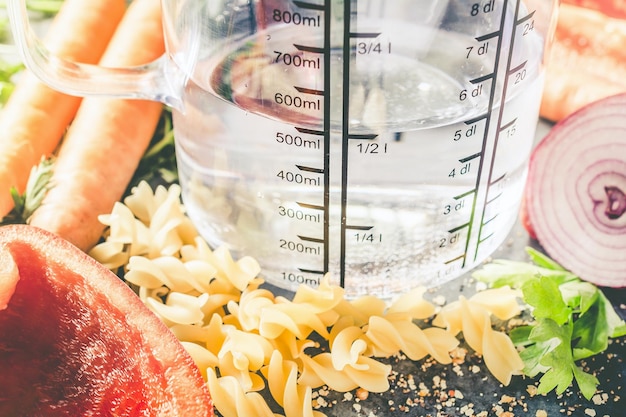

left=6, top=0, right=184, bottom=109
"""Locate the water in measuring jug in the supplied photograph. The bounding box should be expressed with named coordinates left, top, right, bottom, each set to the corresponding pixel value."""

left=173, top=2, right=545, bottom=300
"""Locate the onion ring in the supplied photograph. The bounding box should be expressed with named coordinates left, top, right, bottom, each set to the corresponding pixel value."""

left=525, top=93, right=626, bottom=287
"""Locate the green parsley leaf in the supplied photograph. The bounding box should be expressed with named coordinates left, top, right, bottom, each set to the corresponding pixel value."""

left=521, top=276, right=570, bottom=325
left=528, top=318, right=599, bottom=398
left=473, top=247, right=625, bottom=400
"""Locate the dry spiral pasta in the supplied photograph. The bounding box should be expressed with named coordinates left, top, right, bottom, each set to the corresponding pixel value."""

left=432, top=287, right=525, bottom=385
left=90, top=181, right=526, bottom=417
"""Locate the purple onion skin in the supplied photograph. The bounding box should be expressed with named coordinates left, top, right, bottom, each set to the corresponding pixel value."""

left=525, top=93, right=626, bottom=288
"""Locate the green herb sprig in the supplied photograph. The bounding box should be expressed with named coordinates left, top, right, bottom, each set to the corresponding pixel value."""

left=2, top=156, right=54, bottom=224
left=124, top=108, right=178, bottom=196
left=473, top=247, right=626, bottom=400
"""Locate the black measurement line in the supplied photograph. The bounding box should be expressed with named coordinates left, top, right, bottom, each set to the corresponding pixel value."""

left=455, top=188, right=476, bottom=200
left=459, top=152, right=482, bottom=163
left=517, top=10, right=535, bottom=24
left=298, top=268, right=325, bottom=275
left=322, top=0, right=331, bottom=274
left=470, top=73, right=494, bottom=84
left=465, top=114, right=488, bottom=125
left=298, top=235, right=324, bottom=244
left=295, top=127, right=324, bottom=136
left=462, top=0, right=512, bottom=268
left=475, top=0, right=524, bottom=262
left=296, top=165, right=324, bottom=174
left=297, top=202, right=324, bottom=211
left=294, top=44, right=324, bottom=54
left=346, top=225, right=374, bottom=231
left=350, top=32, right=381, bottom=38
left=338, top=0, right=352, bottom=288
left=295, top=86, right=324, bottom=95
left=348, top=133, right=378, bottom=140
left=293, top=1, right=324, bottom=11
left=475, top=30, right=500, bottom=42
left=449, top=222, right=470, bottom=234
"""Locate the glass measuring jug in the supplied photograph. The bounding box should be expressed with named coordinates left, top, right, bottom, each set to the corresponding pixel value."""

left=7, top=0, right=558, bottom=300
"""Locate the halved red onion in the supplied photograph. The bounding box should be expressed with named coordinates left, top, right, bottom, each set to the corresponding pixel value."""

left=525, top=93, right=626, bottom=288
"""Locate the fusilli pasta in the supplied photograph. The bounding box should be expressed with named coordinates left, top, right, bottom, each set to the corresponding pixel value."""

left=89, top=181, right=526, bottom=417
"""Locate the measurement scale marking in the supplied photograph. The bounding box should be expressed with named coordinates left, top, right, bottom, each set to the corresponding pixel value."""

left=296, top=164, right=324, bottom=174
left=298, top=268, right=325, bottom=275
left=470, top=73, right=493, bottom=85
left=455, top=188, right=477, bottom=200
left=517, top=10, right=536, bottom=24
left=293, top=1, right=324, bottom=11
left=445, top=254, right=466, bottom=265
left=295, top=86, right=324, bottom=96
left=478, top=232, right=495, bottom=244
left=465, top=114, right=488, bottom=125
left=490, top=173, right=506, bottom=186
left=486, top=192, right=503, bottom=205
left=297, top=202, right=324, bottom=211
left=463, top=0, right=513, bottom=267
left=474, top=0, right=524, bottom=261
left=350, top=32, right=381, bottom=38
left=459, top=152, right=482, bottom=163
left=338, top=0, right=353, bottom=287
left=294, top=44, right=324, bottom=54
left=475, top=30, right=500, bottom=43
left=483, top=213, right=499, bottom=226
left=449, top=222, right=470, bottom=234
left=298, top=235, right=324, bottom=244
left=322, top=1, right=333, bottom=272
left=295, top=127, right=324, bottom=136
left=321, top=0, right=332, bottom=276
left=499, top=118, right=517, bottom=132
left=348, top=133, right=378, bottom=140
left=346, top=225, right=374, bottom=231
left=508, top=60, right=527, bottom=75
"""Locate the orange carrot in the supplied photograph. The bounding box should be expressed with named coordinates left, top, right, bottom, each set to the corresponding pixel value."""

left=540, top=4, right=626, bottom=121
left=29, top=0, right=166, bottom=252
left=562, top=0, right=626, bottom=19
left=0, top=0, right=127, bottom=217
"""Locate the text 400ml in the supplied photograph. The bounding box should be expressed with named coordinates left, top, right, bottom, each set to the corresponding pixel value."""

left=277, top=169, right=321, bottom=186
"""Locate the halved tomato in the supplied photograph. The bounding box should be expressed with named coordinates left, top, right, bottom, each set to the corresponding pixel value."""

left=0, top=224, right=213, bottom=416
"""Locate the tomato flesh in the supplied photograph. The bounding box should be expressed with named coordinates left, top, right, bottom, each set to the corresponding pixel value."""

left=0, top=226, right=213, bottom=417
